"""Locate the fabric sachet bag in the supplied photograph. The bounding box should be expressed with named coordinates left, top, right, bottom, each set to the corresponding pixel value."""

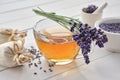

left=0, top=28, right=33, bottom=67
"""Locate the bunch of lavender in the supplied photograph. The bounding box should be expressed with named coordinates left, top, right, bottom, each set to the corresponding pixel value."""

left=70, top=23, right=108, bottom=64
left=33, top=8, right=108, bottom=64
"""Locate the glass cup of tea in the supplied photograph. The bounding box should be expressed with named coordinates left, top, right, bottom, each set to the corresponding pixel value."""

left=33, top=19, right=80, bottom=65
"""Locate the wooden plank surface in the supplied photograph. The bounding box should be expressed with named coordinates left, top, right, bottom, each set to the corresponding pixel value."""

left=0, top=0, right=120, bottom=80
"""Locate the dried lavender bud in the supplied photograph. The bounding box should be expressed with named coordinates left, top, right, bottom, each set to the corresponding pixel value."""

left=27, top=46, right=37, bottom=55
left=40, top=67, right=42, bottom=70
left=49, top=68, right=53, bottom=72
left=34, top=63, right=38, bottom=67
left=43, top=70, right=47, bottom=73
left=48, top=62, right=55, bottom=67
left=28, top=63, right=33, bottom=68
left=34, top=72, right=37, bottom=75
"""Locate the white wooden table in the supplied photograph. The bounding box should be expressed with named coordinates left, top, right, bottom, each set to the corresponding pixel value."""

left=0, top=0, right=120, bottom=80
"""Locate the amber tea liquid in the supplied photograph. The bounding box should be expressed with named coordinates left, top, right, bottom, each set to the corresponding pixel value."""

left=35, top=32, right=80, bottom=64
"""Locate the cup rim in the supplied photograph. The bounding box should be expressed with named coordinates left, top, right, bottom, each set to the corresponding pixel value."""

left=95, top=17, right=120, bottom=36
left=33, top=19, right=73, bottom=38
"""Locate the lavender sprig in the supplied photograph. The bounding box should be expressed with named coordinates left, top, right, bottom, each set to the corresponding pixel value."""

left=71, top=23, right=108, bottom=64
left=33, top=8, right=81, bottom=30
left=33, top=8, right=108, bottom=64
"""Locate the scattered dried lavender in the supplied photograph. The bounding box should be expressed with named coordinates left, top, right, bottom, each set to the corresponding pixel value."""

left=48, top=61, right=55, bottom=67
left=43, top=70, right=47, bottom=73
left=28, top=62, right=33, bottom=68
left=34, top=63, right=38, bottom=67
left=40, top=67, right=42, bottom=70
left=82, top=4, right=98, bottom=13
left=49, top=68, right=53, bottom=72
left=26, top=46, right=54, bottom=75
left=99, top=23, right=120, bottom=33
left=34, top=72, right=37, bottom=75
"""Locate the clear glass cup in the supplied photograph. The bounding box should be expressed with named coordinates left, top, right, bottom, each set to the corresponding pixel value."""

left=33, top=19, right=80, bottom=65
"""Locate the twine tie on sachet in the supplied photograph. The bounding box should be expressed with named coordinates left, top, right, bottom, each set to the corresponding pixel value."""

left=1, top=29, right=27, bottom=41
left=8, top=39, right=34, bottom=65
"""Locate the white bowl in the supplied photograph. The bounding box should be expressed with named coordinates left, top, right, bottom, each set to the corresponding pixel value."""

left=95, top=17, right=120, bottom=53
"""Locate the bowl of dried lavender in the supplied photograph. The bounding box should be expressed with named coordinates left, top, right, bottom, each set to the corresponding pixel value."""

left=95, top=17, right=120, bottom=53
